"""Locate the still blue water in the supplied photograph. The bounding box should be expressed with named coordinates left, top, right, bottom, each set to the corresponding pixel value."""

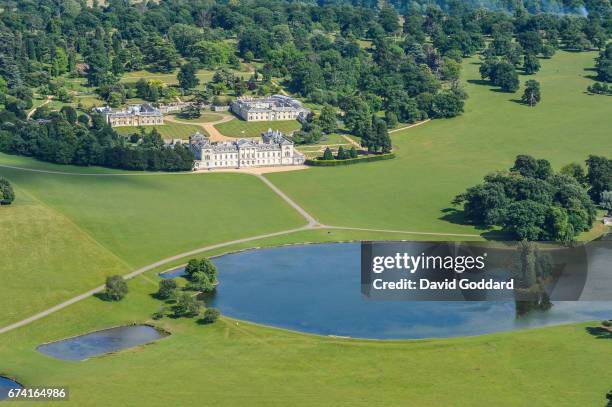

left=37, top=325, right=165, bottom=361
left=201, top=243, right=612, bottom=339
left=0, top=377, right=22, bottom=401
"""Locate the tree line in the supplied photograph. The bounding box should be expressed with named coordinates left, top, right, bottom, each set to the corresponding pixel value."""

left=0, top=110, right=194, bottom=171
left=0, top=0, right=609, bottom=165
left=453, top=154, right=611, bottom=241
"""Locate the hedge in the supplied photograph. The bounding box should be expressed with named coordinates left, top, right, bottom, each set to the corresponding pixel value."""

left=305, top=153, right=395, bottom=166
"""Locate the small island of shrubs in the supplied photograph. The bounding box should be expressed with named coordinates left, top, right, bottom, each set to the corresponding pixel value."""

left=151, top=257, right=220, bottom=325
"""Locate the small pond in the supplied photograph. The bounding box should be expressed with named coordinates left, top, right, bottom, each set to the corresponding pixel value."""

left=200, top=242, right=612, bottom=339
left=0, top=376, right=22, bottom=401
left=160, top=266, right=186, bottom=279
left=37, top=325, right=166, bottom=361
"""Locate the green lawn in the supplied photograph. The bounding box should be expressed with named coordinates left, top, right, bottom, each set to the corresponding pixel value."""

left=120, top=68, right=252, bottom=86
left=0, top=155, right=306, bottom=325
left=0, top=248, right=609, bottom=406
left=1, top=50, right=611, bottom=407
left=168, top=112, right=224, bottom=123
left=114, top=123, right=203, bottom=139
left=267, top=51, right=612, bottom=236
left=215, top=118, right=301, bottom=137
left=0, top=189, right=128, bottom=327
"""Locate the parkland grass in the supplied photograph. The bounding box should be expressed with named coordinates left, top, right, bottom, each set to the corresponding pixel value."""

left=266, top=51, right=612, bottom=236
left=215, top=118, right=301, bottom=137
left=168, top=112, right=225, bottom=123
left=114, top=123, right=203, bottom=139
left=0, top=155, right=306, bottom=325
left=0, top=258, right=609, bottom=407
left=0, top=189, right=129, bottom=326
left=1, top=51, right=611, bottom=407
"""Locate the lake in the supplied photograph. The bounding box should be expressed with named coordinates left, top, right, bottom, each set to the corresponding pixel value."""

left=0, top=376, right=22, bottom=401
left=37, top=325, right=167, bottom=361
left=202, top=242, right=612, bottom=339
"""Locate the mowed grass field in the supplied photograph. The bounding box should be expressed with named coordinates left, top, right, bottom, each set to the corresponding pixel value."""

left=114, top=122, right=203, bottom=139
left=215, top=118, right=301, bottom=137
left=119, top=68, right=253, bottom=86
left=267, top=51, right=612, bottom=235
left=169, top=112, right=225, bottom=123
left=0, top=190, right=129, bottom=327
left=0, top=155, right=306, bottom=324
left=0, top=261, right=609, bottom=407
left=1, top=50, right=611, bottom=407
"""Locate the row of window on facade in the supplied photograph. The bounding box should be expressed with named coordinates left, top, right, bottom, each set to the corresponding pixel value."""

left=213, top=159, right=284, bottom=166
left=204, top=151, right=288, bottom=161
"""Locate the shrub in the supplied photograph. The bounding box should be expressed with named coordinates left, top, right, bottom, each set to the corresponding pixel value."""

left=152, top=306, right=167, bottom=320
left=156, top=279, right=177, bottom=300
left=201, top=308, right=221, bottom=324
left=103, top=275, right=128, bottom=301
left=305, top=153, right=395, bottom=167
left=602, top=320, right=612, bottom=327
left=174, top=292, right=201, bottom=317
left=0, top=177, right=15, bottom=205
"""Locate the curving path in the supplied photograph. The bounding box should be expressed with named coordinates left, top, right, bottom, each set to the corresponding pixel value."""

left=389, top=119, right=431, bottom=134
left=26, top=96, right=53, bottom=119
left=0, top=225, right=313, bottom=335
left=164, top=113, right=236, bottom=142
left=0, top=162, right=479, bottom=335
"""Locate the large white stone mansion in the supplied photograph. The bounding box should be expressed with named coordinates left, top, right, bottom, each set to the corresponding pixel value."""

left=190, top=129, right=305, bottom=170
left=231, top=95, right=310, bottom=122
left=94, top=104, right=164, bottom=127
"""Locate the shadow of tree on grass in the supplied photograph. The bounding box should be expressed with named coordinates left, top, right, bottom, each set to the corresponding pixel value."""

left=585, top=326, right=612, bottom=339
left=439, top=208, right=511, bottom=240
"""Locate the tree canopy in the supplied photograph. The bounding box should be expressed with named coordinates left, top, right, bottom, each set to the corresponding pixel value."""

left=453, top=154, right=598, bottom=241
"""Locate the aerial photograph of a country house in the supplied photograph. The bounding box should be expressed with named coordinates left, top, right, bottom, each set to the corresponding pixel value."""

left=0, top=0, right=611, bottom=405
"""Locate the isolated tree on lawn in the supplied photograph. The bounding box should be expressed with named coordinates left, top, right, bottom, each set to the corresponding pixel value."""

left=200, top=308, right=221, bottom=324
left=177, top=62, right=199, bottom=91
left=521, top=80, right=541, bottom=107
left=0, top=177, right=15, bottom=205
left=104, top=275, right=128, bottom=301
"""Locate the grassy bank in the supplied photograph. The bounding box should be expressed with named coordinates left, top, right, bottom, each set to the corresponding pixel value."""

left=114, top=123, right=202, bottom=139
left=0, top=156, right=306, bottom=325
left=215, top=119, right=301, bottom=137
left=266, top=51, right=612, bottom=237
left=0, top=265, right=609, bottom=406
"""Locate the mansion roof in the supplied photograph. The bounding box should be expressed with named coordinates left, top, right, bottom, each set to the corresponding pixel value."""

left=232, top=95, right=309, bottom=114
left=94, top=103, right=162, bottom=118
left=190, top=129, right=294, bottom=153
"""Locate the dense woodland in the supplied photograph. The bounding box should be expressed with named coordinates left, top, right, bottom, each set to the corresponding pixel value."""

left=0, top=0, right=610, bottom=169
left=453, top=154, right=612, bottom=241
